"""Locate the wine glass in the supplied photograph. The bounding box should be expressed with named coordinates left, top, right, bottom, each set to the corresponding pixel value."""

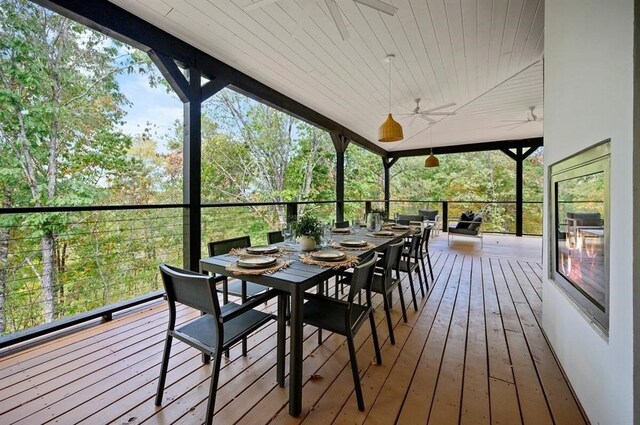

left=282, top=224, right=293, bottom=246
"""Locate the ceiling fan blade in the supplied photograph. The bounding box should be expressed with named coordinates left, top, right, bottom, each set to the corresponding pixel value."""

left=409, top=114, right=418, bottom=126
left=325, top=0, right=349, bottom=40
left=419, top=114, right=437, bottom=124
left=425, top=111, right=456, bottom=116
left=353, top=0, right=398, bottom=15
left=244, top=0, right=279, bottom=11
left=292, top=0, right=314, bottom=38
left=422, top=102, right=456, bottom=113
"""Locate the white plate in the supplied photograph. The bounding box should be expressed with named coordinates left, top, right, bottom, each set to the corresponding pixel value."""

left=340, top=239, right=368, bottom=248
left=372, top=231, right=395, bottom=237
left=331, top=228, right=351, bottom=233
left=311, top=250, right=346, bottom=261
left=246, top=245, right=279, bottom=254
left=237, top=256, right=277, bottom=269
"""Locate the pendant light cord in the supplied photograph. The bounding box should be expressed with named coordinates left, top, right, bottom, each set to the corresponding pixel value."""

left=388, top=59, right=391, bottom=113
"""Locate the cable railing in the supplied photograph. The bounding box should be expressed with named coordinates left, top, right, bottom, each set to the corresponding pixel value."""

left=0, top=198, right=541, bottom=346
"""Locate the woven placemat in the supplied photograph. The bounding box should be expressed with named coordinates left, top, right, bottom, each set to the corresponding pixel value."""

left=225, top=258, right=291, bottom=276
left=228, top=247, right=287, bottom=258
left=299, top=254, right=360, bottom=269
left=329, top=241, right=377, bottom=251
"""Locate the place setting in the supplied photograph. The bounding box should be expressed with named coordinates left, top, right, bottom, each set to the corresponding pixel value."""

left=299, top=248, right=360, bottom=269
left=228, top=245, right=285, bottom=258
left=225, top=254, right=292, bottom=275
left=328, top=238, right=376, bottom=251
left=367, top=230, right=397, bottom=238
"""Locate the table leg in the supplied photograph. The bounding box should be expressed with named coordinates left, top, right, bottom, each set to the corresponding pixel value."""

left=277, top=293, right=286, bottom=387
left=289, top=285, right=304, bottom=416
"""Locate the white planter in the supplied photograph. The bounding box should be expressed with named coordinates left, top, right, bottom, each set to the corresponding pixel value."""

left=299, top=235, right=317, bottom=251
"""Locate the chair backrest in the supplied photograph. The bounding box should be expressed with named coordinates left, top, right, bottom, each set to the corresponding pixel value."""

left=398, top=214, right=423, bottom=222
left=408, top=232, right=422, bottom=258
left=159, top=263, right=221, bottom=318
left=335, top=221, right=350, bottom=228
left=381, top=239, right=404, bottom=278
left=347, top=251, right=378, bottom=304
left=208, top=236, right=251, bottom=257
left=421, top=226, right=433, bottom=251
left=267, top=230, right=284, bottom=245
left=419, top=209, right=439, bottom=221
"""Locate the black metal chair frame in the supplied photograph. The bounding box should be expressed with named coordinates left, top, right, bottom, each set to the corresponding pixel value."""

left=156, top=264, right=277, bottom=425
left=267, top=230, right=284, bottom=245
left=334, top=220, right=350, bottom=228
left=301, top=252, right=382, bottom=411
left=398, top=233, right=425, bottom=311
left=208, top=236, right=269, bottom=355
left=371, top=239, right=406, bottom=345
left=417, top=226, right=435, bottom=283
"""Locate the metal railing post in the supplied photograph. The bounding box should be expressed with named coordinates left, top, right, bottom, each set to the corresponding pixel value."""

left=442, top=201, right=449, bottom=231
left=286, top=202, right=298, bottom=222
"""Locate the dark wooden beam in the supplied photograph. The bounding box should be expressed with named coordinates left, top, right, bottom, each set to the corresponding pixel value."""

left=183, top=68, right=203, bottom=271
left=331, top=133, right=349, bottom=222
left=148, top=50, right=190, bottom=103
left=201, top=78, right=229, bottom=102
left=382, top=157, right=397, bottom=215
left=32, top=0, right=385, bottom=157
left=515, top=147, right=524, bottom=237
left=389, top=137, right=543, bottom=158
left=500, top=148, right=518, bottom=161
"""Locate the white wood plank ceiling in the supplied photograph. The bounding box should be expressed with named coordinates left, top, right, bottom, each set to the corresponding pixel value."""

left=108, top=0, right=544, bottom=153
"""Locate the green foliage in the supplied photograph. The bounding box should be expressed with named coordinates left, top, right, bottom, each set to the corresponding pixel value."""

left=291, top=214, right=322, bottom=244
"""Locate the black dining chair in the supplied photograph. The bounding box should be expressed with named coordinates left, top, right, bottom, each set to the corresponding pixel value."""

left=267, top=230, right=284, bottom=245
left=338, top=239, right=406, bottom=345
left=302, top=251, right=382, bottom=411
left=156, top=264, right=277, bottom=425
left=335, top=220, right=350, bottom=228
left=398, top=233, right=425, bottom=311
left=418, top=225, right=434, bottom=283
left=208, top=236, right=269, bottom=355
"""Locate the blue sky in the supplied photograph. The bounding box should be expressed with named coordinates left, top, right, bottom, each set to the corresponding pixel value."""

left=116, top=71, right=183, bottom=153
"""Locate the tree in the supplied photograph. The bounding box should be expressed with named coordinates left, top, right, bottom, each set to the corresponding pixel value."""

left=0, top=1, right=148, bottom=323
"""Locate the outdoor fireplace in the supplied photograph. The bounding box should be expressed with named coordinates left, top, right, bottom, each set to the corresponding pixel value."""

left=549, top=140, right=610, bottom=332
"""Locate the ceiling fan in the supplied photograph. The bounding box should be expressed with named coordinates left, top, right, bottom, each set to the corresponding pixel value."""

left=244, top=0, right=398, bottom=41
left=395, top=98, right=456, bottom=124
left=497, top=106, right=543, bottom=130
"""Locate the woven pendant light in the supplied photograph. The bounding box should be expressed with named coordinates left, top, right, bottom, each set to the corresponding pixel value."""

left=424, top=127, right=439, bottom=167
left=424, top=149, right=439, bottom=167
left=378, top=54, right=403, bottom=142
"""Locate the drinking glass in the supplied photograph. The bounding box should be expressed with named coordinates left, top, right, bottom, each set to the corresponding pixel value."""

left=282, top=224, right=293, bottom=246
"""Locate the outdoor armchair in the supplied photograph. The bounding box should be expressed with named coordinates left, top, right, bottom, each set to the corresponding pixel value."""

left=448, top=213, right=484, bottom=248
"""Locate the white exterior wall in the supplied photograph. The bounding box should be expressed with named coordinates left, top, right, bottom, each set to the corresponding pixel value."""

left=544, top=1, right=635, bottom=424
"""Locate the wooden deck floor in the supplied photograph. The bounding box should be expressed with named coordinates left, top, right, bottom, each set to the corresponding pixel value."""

left=0, top=235, right=589, bottom=425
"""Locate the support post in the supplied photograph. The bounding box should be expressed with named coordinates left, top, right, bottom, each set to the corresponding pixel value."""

left=501, top=146, right=539, bottom=237
left=382, top=157, right=398, bottom=218
left=286, top=202, right=298, bottom=223
left=183, top=67, right=202, bottom=271
left=331, top=133, right=350, bottom=223
left=149, top=51, right=229, bottom=270
left=442, top=201, right=449, bottom=232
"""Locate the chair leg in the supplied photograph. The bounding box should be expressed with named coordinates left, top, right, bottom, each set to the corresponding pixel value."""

left=427, top=251, right=434, bottom=282
left=369, top=311, right=382, bottom=365
left=415, top=263, right=425, bottom=297
left=155, top=334, right=173, bottom=406
left=318, top=328, right=323, bottom=345
left=241, top=280, right=248, bottom=357
left=420, top=256, right=428, bottom=285
left=204, top=349, right=223, bottom=425
left=222, top=277, right=229, bottom=305
left=407, top=271, right=418, bottom=311
left=382, top=291, right=395, bottom=345
left=347, top=334, right=365, bottom=411
left=397, top=284, right=408, bottom=323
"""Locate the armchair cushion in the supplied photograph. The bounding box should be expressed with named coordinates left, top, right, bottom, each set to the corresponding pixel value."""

left=467, top=214, right=483, bottom=231
left=566, top=212, right=602, bottom=227
left=449, top=227, right=480, bottom=236
left=456, top=212, right=475, bottom=229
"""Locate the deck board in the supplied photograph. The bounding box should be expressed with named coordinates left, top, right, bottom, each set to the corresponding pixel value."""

left=0, top=235, right=589, bottom=425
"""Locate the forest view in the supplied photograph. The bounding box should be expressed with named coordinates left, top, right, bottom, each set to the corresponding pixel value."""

left=0, top=1, right=542, bottom=335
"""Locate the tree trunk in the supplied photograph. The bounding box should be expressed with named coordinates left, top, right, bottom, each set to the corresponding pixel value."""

left=40, top=232, right=56, bottom=323
left=0, top=227, right=8, bottom=334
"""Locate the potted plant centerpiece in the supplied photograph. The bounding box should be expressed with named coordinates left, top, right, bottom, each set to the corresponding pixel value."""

left=291, top=214, right=322, bottom=251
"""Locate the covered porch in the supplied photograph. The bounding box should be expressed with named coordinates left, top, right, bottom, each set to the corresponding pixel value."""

left=0, top=235, right=587, bottom=424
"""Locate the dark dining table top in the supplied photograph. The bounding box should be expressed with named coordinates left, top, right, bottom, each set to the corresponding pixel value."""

left=199, top=227, right=408, bottom=289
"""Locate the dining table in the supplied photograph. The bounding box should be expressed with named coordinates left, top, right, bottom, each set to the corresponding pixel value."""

left=199, top=225, right=411, bottom=417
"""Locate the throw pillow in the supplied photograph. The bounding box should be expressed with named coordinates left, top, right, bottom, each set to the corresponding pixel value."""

left=468, top=214, right=483, bottom=231
left=456, top=211, right=474, bottom=229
